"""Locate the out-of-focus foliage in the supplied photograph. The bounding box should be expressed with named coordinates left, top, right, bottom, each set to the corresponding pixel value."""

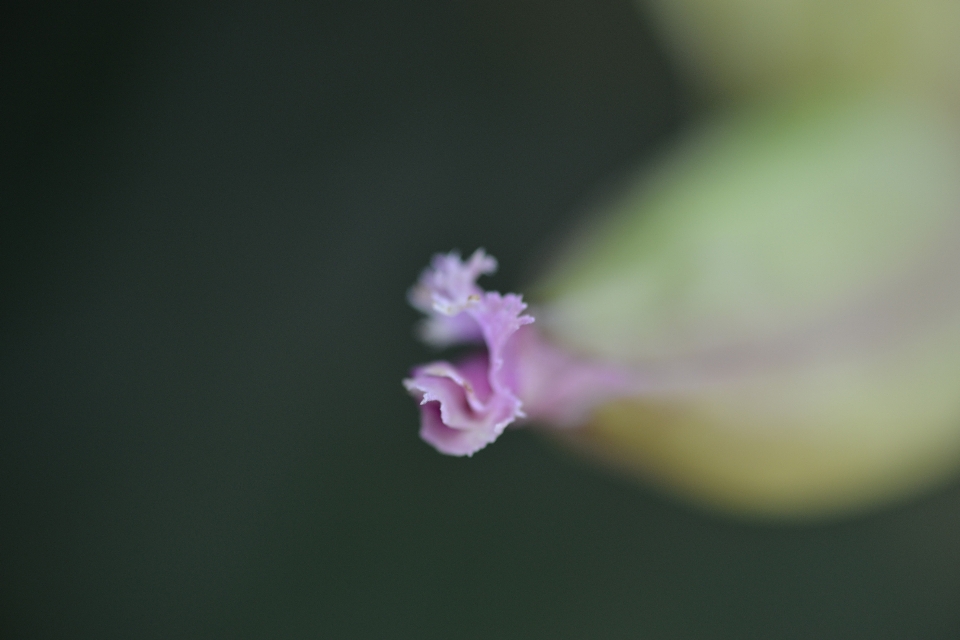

left=642, top=0, right=960, bottom=107
left=535, top=0, right=960, bottom=517
left=538, top=94, right=960, bottom=517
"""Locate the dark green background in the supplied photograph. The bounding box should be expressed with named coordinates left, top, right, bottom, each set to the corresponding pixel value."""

left=3, top=1, right=959, bottom=637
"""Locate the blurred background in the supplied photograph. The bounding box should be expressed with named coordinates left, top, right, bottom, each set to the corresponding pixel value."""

left=2, top=1, right=960, bottom=637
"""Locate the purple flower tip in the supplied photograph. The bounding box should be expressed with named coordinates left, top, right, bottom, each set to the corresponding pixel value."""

left=404, top=250, right=639, bottom=456
left=403, top=250, right=533, bottom=456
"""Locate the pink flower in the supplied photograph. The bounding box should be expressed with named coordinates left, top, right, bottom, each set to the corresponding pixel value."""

left=404, top=250, right=636, bottom=456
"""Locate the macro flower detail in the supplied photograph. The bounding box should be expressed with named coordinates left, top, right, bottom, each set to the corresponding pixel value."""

left=404, top=249, right=638, bottom=456
left=403, top=250, right=533, bottom=456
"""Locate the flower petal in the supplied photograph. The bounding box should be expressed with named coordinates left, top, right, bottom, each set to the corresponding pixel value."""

left=407, top=249, right=498, bottom=347
left=404, top=249, right=645, bottom=456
